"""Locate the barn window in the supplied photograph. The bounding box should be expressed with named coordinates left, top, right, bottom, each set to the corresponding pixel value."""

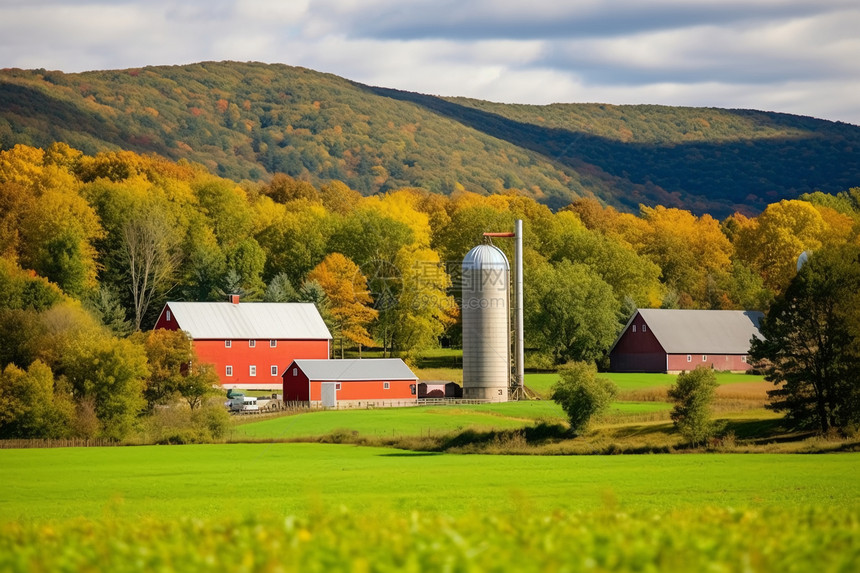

left=383, top=382, right=390, bottom=390
left=270, top=340, right=277, bottom=348
left=410, top=384, right=416, bottom=395
left=249, top=365, right=256, bottom=377
left=335, top=383, right=341, bottom=390
left=271, top=365, right=278, bottom=376
left=225, top=340, right=231, bottom=348
left=632, top=325, right=637, bottom=333
left=293, top=367, right=298, bottom=376
left=642, top=324, right=647, bottom=333
left=226, top=365, right=233, bottom=376
left=702, top=355, right=707, bottom=361
left=166, top=310, right=171, bottom=322
left=687, top=355, right=692, bottom=363
left=249, top=340, right=256, bottom=348
left=742, top=356, right=747, bottom=363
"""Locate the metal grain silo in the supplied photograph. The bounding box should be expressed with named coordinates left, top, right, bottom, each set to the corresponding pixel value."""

left=462, top=244, right=510, bottom=401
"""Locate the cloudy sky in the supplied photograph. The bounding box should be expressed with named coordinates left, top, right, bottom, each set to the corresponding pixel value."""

left=2, top=0, right=859, bottom=125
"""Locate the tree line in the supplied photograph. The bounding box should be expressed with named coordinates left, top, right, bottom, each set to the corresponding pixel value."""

left=1, top=143, right=860, bottom=439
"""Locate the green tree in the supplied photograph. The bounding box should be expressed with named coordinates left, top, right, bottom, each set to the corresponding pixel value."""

left=61, top=335, right=149, bottom=440
left=526, top=258, right=620, bottom=364
left=264, top=272, right=300, bottom=302
left=667, top=367, right=721, bottom=446
left=749, top=245, right=860, bottom=433
left=550, top=361, right=618, bottom=435
left=85, top=286, right=133, bottom=337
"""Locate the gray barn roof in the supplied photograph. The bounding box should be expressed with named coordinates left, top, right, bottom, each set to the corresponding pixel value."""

left=165, top=302, right=331, bottom=340
left=614, top=309, right=764, bottom=354
left=290, top=359, right=418, bottom=381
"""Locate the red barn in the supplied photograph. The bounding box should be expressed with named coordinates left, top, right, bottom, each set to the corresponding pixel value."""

left=283, top=359, right=418, bottom=408
left=609, top=309, right=763, bottom=373
left=154, top=296, right=331, bottom=390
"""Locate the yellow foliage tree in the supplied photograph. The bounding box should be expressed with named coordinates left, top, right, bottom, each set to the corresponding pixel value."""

left=307, top=253, right=378, bottom=356
left=732, top=200, right=828, bottom=293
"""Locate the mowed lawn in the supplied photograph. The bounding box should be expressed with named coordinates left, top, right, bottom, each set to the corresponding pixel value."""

left=231, top=372, right=764, bottom=441
left=525, top=371, right=766, bottom=398
left=231, top=401, right=567, bottom=440
left=1, top=444, right=858, bottom=524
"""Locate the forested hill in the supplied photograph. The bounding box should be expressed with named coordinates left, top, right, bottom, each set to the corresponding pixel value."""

left=2, top=61, right=859, bottom=216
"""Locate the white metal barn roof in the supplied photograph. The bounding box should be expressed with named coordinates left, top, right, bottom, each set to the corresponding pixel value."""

left=165, top=302, right=332, bottom=340
left=290, top=359, right=418, bottom=381
left=614, top=309, right=764, bottom=354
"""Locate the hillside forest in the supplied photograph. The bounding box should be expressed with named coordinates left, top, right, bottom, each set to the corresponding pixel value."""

left=2, top=61, right=860, bottom=218
left=2, top=142, right=860, bottom=440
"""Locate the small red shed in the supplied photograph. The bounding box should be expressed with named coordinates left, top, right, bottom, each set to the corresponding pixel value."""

left=283, top=359, right=419, bottom=408
left=154, top=298, right=331, bottom=390
left=609, top=309, right=763, bottom=373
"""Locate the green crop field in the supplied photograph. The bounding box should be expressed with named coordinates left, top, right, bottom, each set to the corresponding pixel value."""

left=2, top=445, right=859, bottom=571
left=2, top=445, right=859, bottom=521
left=2, top=444, right=858, bottom=571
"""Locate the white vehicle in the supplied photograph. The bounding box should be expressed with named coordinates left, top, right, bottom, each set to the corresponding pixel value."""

left=226, top=390, right=260, bottom=413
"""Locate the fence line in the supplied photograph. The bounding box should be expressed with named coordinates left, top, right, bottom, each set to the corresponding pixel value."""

left=0, top=438, right=129, bottom=449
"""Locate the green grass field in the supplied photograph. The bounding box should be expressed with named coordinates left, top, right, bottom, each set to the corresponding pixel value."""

left=2, top=444, right=858, bottom=523
left=4, top=367, right=854, bottom=571
left=525, top=371, right=766, bottom=398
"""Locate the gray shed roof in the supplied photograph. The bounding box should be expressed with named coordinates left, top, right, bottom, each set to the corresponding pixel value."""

left=290, top=359, right=418, bottom=381
left=616, top=309, right=764, bottom=354
left=165, top=302, right=331, bottom=340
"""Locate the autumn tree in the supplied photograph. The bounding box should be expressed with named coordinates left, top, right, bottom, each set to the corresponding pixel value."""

left=307, top=253, right=378, bottom=356
left=264, top=173, right=320, bottom=204
left=0, top=145, right=103, bottom=297
left=731, top=200, right=828, bottom=294
left=634, top=206, right=732, bottom=308
left=135, top=329, right=219, bottom=412
left=386, top=245, right=458, bottom=360
left=0, top=360, right=75, bottom=439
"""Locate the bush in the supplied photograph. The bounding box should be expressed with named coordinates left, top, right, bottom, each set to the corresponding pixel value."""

left=145, top=398, right=230, bottom=444
left=667, top=367, right=720, bottom=446
left=550, top=361, right=618, bottom=435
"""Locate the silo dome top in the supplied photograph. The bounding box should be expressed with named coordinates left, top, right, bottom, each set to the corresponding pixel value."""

left=462, top=244, right=510, bottom=270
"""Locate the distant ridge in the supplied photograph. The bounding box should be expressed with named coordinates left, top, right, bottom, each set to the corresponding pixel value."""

left=2, top=61, right=859, bottom=216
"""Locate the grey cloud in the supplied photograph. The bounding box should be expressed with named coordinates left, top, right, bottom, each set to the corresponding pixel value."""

left=322, top=0, right=851, bottom=41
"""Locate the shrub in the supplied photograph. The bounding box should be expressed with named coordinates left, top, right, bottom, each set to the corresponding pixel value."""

left=550, top=361, right=618, bottom=435
left=668, top=367, right=721, bottom=446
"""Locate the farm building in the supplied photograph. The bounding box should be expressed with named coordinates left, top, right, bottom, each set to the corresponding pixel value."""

left=282, top=358, right=419, bottom=408
left=609, top=309, right=764, bottom=373
left=154, top=296, right=332, bottom=390
left=418, top=381, right=463, bottom=399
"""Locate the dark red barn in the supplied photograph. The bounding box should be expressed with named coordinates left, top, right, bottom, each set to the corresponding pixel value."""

left=283, top=359, right=419, bottom=408
left=154, top=296, right=331, bottom=390
left=609, top=309, right=763, bottom=373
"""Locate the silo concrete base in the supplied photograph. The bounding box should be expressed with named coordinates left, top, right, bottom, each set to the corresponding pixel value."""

left=463, top=386, right=509, bottom=402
